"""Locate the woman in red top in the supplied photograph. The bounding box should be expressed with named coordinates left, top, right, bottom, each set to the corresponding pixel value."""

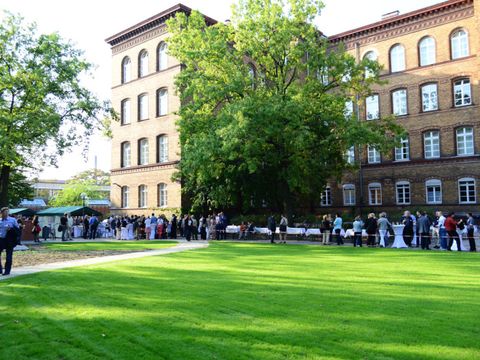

left=445, top=212, right=462, bottom=251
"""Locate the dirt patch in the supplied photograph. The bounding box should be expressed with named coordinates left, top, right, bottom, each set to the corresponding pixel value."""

left=12, top=246, right=146, bottom=267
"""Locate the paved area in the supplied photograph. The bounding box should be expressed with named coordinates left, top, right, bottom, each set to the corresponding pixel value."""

left=1, top=240, right=208, bottom=281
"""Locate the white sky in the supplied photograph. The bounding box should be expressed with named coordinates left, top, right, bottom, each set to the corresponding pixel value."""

left=0, top=0, right=440, bottom=180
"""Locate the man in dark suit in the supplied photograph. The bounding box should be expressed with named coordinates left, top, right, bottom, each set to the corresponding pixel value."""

left=417, top=211, right=432, bottom=250
left=170, top=214, right=177, bottom=239
left=0, top=207, right=20, bottom=276
left=267, top=215, right=276, bottom=244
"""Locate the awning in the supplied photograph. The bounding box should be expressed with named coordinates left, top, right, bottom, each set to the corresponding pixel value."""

left=36, top=206, right=102, bottom=217
left=9, top=208, right=36, bottom=217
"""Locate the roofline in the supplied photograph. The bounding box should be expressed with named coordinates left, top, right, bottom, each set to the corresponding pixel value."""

left=105, top=3, right=218, bottom=46
left=328, top=0, right=472, bottom=43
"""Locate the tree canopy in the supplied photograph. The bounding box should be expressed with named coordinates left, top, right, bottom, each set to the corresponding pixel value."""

left=0, top=12, right=114, bottom=206
left=49, top=179, right=107, bottom=207
left=167, top=0, right=403, bottom=214
left=69, top=169, right=110, bottom=186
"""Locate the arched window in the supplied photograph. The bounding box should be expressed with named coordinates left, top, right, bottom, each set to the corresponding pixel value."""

left=390, top=44, right=405, bottom=73
left=363, top=51, right=377, bottom=78
left=138, top=185, right=148, bottom=208
left=121, top=186, right=130, bottom=208
left=365, top=94, right=379, bottom=120
left=138, top=50, right=149, bottom=77
left=425, top=179, right=442, bottom=204
left=320, top=185, right=332, bottom=206
left=419, top=37, right=436, bottom=66
left=451, top=29, right=469, bottom=59
left=453, top=78, right=472, bottom=107
left=343, top=184, right=356, bottom=206
left=396, top=181, right=411, bottom=205
left=158, top=183, right=168, bottom=207
left=121, top=57, right=131, bottom=84
left=456, top=127, right=474, bottom=156
left=156, top=88, right=168, bottom=116
left=138, top=93, right=149, bottom=121
left=121, top=99, right=131, bottom=125
left=458, top=178, right=476, bottom=204
left=138, top=138, right=149, bottom=165
left=368, top=183, right=382, bottom=205
left=157, top=42, right=168, bottom=71
left=121, top=142, right=131, bottom=168
left=157, top=135, right=168, bottom=163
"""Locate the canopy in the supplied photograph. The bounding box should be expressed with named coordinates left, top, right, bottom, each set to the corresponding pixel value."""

left=9, top=208, right=36, bottom=217
left=36, top=206, right=102, bottom=217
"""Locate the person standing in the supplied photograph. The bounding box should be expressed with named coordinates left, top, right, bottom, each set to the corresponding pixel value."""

left=333, top=213, right=343, bottom=245
left=171, top=214, right=177, bottom=239
left=149, top=213, right=157, bottom=240
left=0, top=207, right=20, bottom=276
left=279, top=214, right=288, bottom=244
left=365, top=213, right=378, bottom=247
left=82, top=215, right=90, bottom=240
left=402, top=211, right=414, bottom=247
left=417, top=211, right=432, bottom=250
left=191, top=215, right=198, bottom=240
left=89, top=215, right=99, bottom=240
left=437, top=211, right=447, bottom=250
left=352, top=216, right=364, bottom=247
left=445, top=212, right=461, bottom=251
left=377, top=212, right=391, bottom=248
left=466, top=213, right=476, bottom=252
left=321, top=215, right=331, bottom=245
left=67, top=213, right=73, bottom=241
left=199, top=216, right=207, bottom=240
left=267, top=215, right=276, bottom=244
left=60, top=213, right=68, bottom=241
left=32, top=215, right=41, bottom=243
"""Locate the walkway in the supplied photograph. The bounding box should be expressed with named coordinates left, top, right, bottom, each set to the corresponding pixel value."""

left=1, top=241, right=208, bottom=281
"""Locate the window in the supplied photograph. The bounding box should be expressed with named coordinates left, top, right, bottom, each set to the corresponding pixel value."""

left=458, top=178, right=476, bottom=204
left=138, top=93, right=149, bottom=121
left=367, top=145, right=381, bottom=164
left=345, top=100, right=354, bottom=117
left=363, top=51, right=377, bottom=78
left=138, top=50, right=149, bottom=77
left=419, top=37, right=436, bottom=66
left=138, top=185, right=148, bottom=208
left=121, top=186, right=130, bottom=208
left=390, top=44, right=406, bottom=72
left=395, top=137, right=410, bottom=161
left=424, top=131, right=440, bottom=159
left=157, top=135, right=169, bottom=163
left=392, top=89, right=408, bottom=116
left=368, top=183, right=382, bottom=205
left=138, top=138, right=149, bottom=165
left=343, top=184, right=356, bottom=206
left=321, top=186, right=332, bottom=206
left=157, top=88, right=168, bottom=116
left=158, top=183, right=168, bottom=207
left=157, top=42, right=168, bottom=71
left=451, top=29, right=469, bottom=59
left=454, top=79, right=472, bottom=107
left=396, top=181, right=411, bottom=205
left=248, top=64, right=256, bottom=88
left=346, top=146, right=355, bottom=164
left=121, top=57, right=131, bottom=83
left=317, top=67, right=329, bottom=86
left=421, top=84, right=438, bottom=112
left=121, top=142, right=131, bottom=168
left=121, top=99, right=131, bottom=125
left=366, top=95, right=379, bottom=120
left=456, top=127, right=474, bottom=156
left=426, top=179, right=442, bottom=204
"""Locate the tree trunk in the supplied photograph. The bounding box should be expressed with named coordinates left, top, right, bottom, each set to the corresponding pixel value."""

left=0, top=165, right=11, bottom=207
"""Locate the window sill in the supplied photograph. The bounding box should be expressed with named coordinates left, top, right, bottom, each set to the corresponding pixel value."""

left=138, top=118, right=150, bottom=122
left=393, top=159, right=410, bottom=162
left=120, top=123, right=131, bottom=126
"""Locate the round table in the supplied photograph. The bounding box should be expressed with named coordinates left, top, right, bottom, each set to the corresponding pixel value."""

left=391, top=225, right=408, bottom=248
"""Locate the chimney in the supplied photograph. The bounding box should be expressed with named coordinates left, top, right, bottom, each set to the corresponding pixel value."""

left=382, top=10, right=400, bottom=20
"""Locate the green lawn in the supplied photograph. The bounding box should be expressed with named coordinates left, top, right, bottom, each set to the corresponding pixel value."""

left=0, top=243, right=479, bottom=359
left=40, top=240, right=178, bottom=251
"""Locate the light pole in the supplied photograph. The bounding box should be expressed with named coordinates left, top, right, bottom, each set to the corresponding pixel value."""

left=80, top=192, right=88, bottom=217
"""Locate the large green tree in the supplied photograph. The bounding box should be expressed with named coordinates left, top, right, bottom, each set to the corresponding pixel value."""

left=49, top=179, right=107, bottom=207
left=0, top=13, right=114, bottom=207
left=167, top=0, right=403, bottom=215
left=69, top=168, right=110, bottom=186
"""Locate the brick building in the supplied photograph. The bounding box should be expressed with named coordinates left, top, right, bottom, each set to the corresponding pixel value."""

left=107, top=0, right=479, bottom=216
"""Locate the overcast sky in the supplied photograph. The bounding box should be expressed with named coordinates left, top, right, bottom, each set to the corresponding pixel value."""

left=0, top=0, right=440, bottom=180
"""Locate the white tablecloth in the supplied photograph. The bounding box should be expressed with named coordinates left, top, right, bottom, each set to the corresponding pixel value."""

left=305, top=229, right=321, bottom=237
left=73, top=226, right=83, bottom=238
left=287, top=227, right=305, bottom=235
left=226, top=226, right=240, bottom=234
left=344, top=229, right=367, bottom=238
left=391, top=225, right=408, bottom=248
left=255, top=227, right=271, bottom=235
left=120, top=227, right=129, bottom=240
left=127, top=223, right=134, bottom=240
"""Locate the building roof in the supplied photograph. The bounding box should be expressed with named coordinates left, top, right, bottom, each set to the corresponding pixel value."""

left=19, top=198, right=47, bottom=207
left=37, top=206, right=102, bottom=217
left=9, top=208, right=37, bottom=217
left=105, top=3, right=218, bottom=46
left=87, top=199, right=111, bottom=206
left=329, top=0, right=472, bottom=43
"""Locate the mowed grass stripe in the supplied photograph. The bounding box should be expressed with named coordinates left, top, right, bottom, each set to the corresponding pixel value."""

left=41, top=240, right=178, bottom=251
left=0, top=243, right=478, bottom=360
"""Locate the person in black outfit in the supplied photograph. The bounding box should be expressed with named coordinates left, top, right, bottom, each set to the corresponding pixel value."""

left=83, top=215, right=90, bottom=239
left=60, top=214, right=68, bottom=241
left=171, top=214, right=177, bottom=239
left=0, top=207, right=20, bottom=276
left=402, top=211, right=414, bottom=247
left=267, top=215, right=276, bottom=244
left=365, top=213, right=378, bottom=247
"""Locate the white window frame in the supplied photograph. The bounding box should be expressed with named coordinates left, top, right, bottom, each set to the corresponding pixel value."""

left=121, top=57, right=131, bottom=84
left=139, top=50, right=149, bottom=77
left=345, top=100, right=354, bottom=117
left=390, top=44, right=406, bottom=72
left=158, top=42, right=168, bottom=71
left=158, top=183, right=168, bottom=207
left=454, top=79, right=472, bottom=107
left=421, top=84, right=438, bottom=112
left=456, top=127, right=474, bottom=156
left=368, top=182, right=382, bottom=206
left=395, top=137, right=410, bottom=161
left=138, top=94, right=149, bottom=121
left=392, top=89, right=408, bottom=116
left=424, top=131, right=440, bottom=159
left=121, top=99, right=131, bottom=125
left=139, top=185, right=148, bottom=208
left=451, top=29, right=469, bottom=60
left=121, top=142, right=131, bottom=168
left=367, top=146, right=381, bottom=164
left=346, top=146, right=355, bottom=164
left=121, top=186, right=130, bottom=208
left=419, top=37, right=436, bottom=66
left=158, top=135, right=169, bottom=163
left=366, top=95, right=379, bottom=120
left=157, top=88, right=168, bottom=116
left=363, top=51, right=377, bottom=78
left=396, top=181, right=411, bottom=205
left=458, top=178, right=476, bottom=204
left=343, top=184, right=356, bottom=206
left=425, top=179, right=442, bottom=205
left=139, top=138, right=149, bottom=165
left=320, top=186, right=332, bottom=207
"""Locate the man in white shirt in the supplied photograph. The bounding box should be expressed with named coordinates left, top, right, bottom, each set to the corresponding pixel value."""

left=0, top=207, right=19, bottom=275
left=437, top=211, right=447, bottom=250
